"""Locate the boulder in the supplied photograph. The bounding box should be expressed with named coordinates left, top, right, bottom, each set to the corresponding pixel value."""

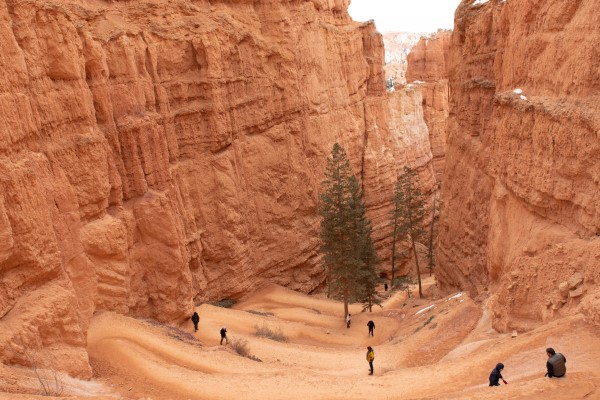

left=569, top=287, right=584, bottom=298
left=568, top=272, right=584, bottom=289
left=558, top=281, right=569, bottom=298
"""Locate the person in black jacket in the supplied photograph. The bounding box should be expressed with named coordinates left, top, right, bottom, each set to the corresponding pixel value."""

left=367, top=320, right=375, bottom=336
left=545, top=348, right=566, bottom=378
left=220, top=326, right=228, bottom=345
left=489, top=363, right=507, bottom=386
left=191, top=312, right=200, bottom=332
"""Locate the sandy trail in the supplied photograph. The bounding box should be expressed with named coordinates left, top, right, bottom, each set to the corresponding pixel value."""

left=75, top=281, right=600, bottom=400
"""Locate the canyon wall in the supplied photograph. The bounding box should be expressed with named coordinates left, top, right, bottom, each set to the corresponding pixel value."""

left=437, top=0, right=600, bottom=331
left=406, top=31, right=451, bottom=182
left=0, top=0, right=436, bottom=375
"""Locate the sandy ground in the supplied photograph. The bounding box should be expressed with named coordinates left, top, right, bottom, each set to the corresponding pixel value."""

left=2, top=277, right=600, bottom=399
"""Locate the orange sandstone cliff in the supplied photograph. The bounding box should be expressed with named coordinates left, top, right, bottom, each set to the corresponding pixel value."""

left=437, top=0, right=600, bottom=331
left=0, top=0, right=436, bottom=376
left=406, top=31, right=451, bottom=183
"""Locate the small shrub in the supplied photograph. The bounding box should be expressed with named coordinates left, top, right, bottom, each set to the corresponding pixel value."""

left=230, top=338, right=250, bottom=358
left=246, top=310, right=274, bottom=317
left=144, top=319, right=201, bottom=347
left=212, top=299, right=236, bottom=308
left=414, top=316, right=435, bottom=334
left=254, top=323, right=289, bottom=343
left=26, top=354, right=64, bottom=397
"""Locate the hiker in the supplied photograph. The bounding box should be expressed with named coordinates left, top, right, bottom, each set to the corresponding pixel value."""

left=489, top=363, right=507, bottom=386
left=220, top=326, right=228, bottom=345
left=191, top=311, right=200, bottom=332
left=384, top=282, right=388, bottom=291
left=367, top=320, right=375, bottom=336
left=545, top=348, right=566, bottom=378
left=366, top=346, right=375, bottom=375
left=346, top=313, right=351, bottom=328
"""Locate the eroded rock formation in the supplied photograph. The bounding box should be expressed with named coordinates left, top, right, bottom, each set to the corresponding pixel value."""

left=406, top=31, right=451, bottom=182
left=0, top=0, right=436, bottom=376
left=382, top=32, right=423, bottom=86
left=437, top=0, right=600, bottom=331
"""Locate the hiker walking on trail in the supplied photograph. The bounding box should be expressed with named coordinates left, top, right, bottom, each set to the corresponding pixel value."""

left=220, top=326, right=228, bottom=345
left=366, top=346, right=375, bottom=375
left=545, top=348, right=566, bottom=378
left=346, top=313, right=351, bottom=328
left=367, top=320, right=375, bottom=336
left=191, top=311, right=200, bottom=332
left=384, top=282, right=388, bottom=291
left=488, top=363, right=507, bottom=386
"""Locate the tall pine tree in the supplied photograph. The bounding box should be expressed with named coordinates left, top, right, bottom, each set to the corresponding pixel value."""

left=391, top=166, right=427, bottom=298
left=320, top=143, right=380, bottom=316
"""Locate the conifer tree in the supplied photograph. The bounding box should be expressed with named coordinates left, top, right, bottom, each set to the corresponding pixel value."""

left=319, top=143, right=380, bottom=316
left=391, top=166, right=427, bottom=298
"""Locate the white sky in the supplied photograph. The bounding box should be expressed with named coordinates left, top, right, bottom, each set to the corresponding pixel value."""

left=348, top=0, right=463, bottom=33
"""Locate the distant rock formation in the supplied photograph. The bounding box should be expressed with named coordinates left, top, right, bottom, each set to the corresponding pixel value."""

left=437, top=0, right=600, bottom=332
left=382, top=32, right=424, bottom=85
left=406, top=31, right=451, bottom=183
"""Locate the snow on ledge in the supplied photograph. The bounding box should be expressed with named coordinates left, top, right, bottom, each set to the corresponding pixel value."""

left=513, top=88, right=523, bottom=94
left=415, top=305, right=435, bottom=315
left=472, top=0, right=489, bottom=6
left=446, top=292, right=464, bottom=301
left=520, top=95, right=528, bottom=101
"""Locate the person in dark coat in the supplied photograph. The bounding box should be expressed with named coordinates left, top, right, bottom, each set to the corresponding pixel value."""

left=384, top=282, right=388, bottom=291
left=489, top=363, right=506, bottom=386
left=367, top=320, right=375, bottom=336
left=220, top=326, right=228, bottom=345
left=346, top=313, right=351, bottom=328
left=191, top=312, right=200, bottom=332
left=545, top=348, right=566, bottom=378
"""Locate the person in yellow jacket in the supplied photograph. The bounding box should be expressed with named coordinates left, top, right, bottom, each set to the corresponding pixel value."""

left=366, top=346, right=375, bottom=375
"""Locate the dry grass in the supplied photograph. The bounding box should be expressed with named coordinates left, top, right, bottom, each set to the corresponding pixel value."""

left=229, top=337, right=262, bottom=362
left=246, top=310, right=274, bottom=317
left=254, top=323, right=289, bottom=342
left=26, top=354, right=64, bottom=397
left=230, top=337, right=251, bottom=357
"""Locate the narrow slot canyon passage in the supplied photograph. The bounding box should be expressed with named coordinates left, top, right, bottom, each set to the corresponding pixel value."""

left=0, top=0, right=599, bottom=399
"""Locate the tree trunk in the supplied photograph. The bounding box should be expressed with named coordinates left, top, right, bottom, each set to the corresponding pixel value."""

left=368, top=294, right=372, bottom=312
left=343, top=289, right=349, bottom=319
left=391, top=216, right=398, bottom=287
left=428, top=197, right=436, bottom=277
left=412, top=237, right=423, bottom=298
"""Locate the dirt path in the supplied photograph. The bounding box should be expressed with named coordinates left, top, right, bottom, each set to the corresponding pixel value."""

left=77, top=282, right=600, bottom=399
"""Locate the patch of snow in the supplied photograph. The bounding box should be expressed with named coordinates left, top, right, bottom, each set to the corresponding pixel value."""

left=513, top=88, right=523, bottom=94
left=472, top=0, right=489, bottom=6
left=407, top=84, right=413, bottom=88
left=520, top=95, right=528, bottom=101
left=415, top=305, right=435, bottom=315
left=446, top=292, right=464, bottom=301
left=413, top=80, right=425, bottom=84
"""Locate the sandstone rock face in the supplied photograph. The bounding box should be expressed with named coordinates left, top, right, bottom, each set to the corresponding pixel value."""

left=406, top=31, right=451, bottom=183
left=437, top=0, right=600, bottom=331
left=0, top=0, right=435, bottom=375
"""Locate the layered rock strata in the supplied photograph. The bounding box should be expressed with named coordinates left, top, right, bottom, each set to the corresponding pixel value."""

left=437, top=0, right=600, bottom=331
left=0, top=0, right=436, bottom=375
left=406, top=31, right=451, bottom=183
